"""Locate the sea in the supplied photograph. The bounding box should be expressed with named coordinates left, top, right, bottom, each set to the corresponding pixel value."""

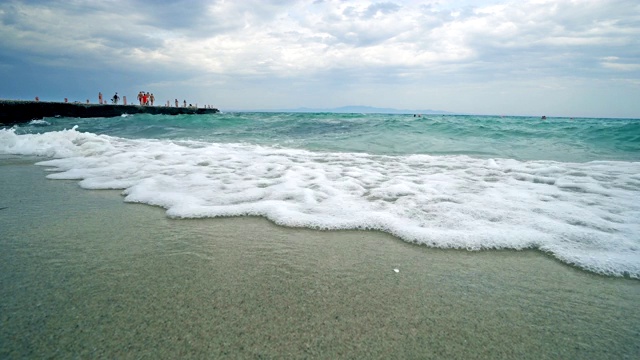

left=1, top=112, right=639, bottom=279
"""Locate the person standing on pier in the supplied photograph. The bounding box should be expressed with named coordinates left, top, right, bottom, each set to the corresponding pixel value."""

left=150, top=93, right=155, bottom=106
left=112, top=92, right=119, bottom=104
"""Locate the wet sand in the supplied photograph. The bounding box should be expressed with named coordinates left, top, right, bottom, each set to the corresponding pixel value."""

left=1, top=156, right=639, bottom=359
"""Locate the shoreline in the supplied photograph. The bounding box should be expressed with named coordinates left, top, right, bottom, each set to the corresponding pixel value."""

left=0, top=100, right=220, bottom=125
left=1, top=155, right=639, bottom=358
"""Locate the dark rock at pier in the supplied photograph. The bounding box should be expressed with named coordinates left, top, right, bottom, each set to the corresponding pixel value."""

left=0, top=100, right=219, bottom=125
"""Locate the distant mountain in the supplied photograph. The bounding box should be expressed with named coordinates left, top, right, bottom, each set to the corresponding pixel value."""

left=245, top=105, right=455, bottom=115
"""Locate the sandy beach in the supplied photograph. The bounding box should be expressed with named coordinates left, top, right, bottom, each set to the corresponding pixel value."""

left=1, top=155, right=639, bottom=359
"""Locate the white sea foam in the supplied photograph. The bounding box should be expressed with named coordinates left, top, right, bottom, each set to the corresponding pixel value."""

left=28, top=119, right=51, bottom=126
left=2, top=127, right=639, bottom=278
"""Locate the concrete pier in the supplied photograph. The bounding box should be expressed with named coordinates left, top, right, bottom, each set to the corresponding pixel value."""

left=0, top=100, right=219, bottom=125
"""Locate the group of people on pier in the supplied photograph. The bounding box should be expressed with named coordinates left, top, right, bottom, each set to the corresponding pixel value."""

left=47, top=92, right=213, bottom=109
left=137, top=91, right=155, bottom=106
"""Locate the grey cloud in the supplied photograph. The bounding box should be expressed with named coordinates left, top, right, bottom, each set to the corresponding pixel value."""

left=1, top=0, right=638, bottom=117
left=0, top=4, right=18, bottom=26
left=129, top=0, right=214, bottom=32
left=132, top=0, right=300, bottom=38
left=436, top=0, right=640, bottom=79
left=126, top=0, right=244, bottom=38
left=340, top=2, right=401, bottom=19
left=363, top=2, right=401, bottom=18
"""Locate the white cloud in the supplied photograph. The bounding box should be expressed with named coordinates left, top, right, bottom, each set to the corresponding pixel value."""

left=2, top=0, right=638, bottom=74
left=1, top=0, right=639, bottom=117
left=602, top=62, right=640, bottom=71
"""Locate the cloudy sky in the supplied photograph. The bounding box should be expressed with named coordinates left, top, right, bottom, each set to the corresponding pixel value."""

left=1, top=0, right=639, bottom=117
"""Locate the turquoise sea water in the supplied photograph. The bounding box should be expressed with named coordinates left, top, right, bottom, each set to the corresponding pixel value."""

left=2, top=113, right=639, bottom=277
left=11, top=113, right=640, bottom=162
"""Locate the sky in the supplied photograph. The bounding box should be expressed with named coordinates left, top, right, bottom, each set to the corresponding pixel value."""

left=1, top=0, right=639, bottom=118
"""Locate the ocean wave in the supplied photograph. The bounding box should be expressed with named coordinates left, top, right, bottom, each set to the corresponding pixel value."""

left=2, top=126, right=639, bottom=278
